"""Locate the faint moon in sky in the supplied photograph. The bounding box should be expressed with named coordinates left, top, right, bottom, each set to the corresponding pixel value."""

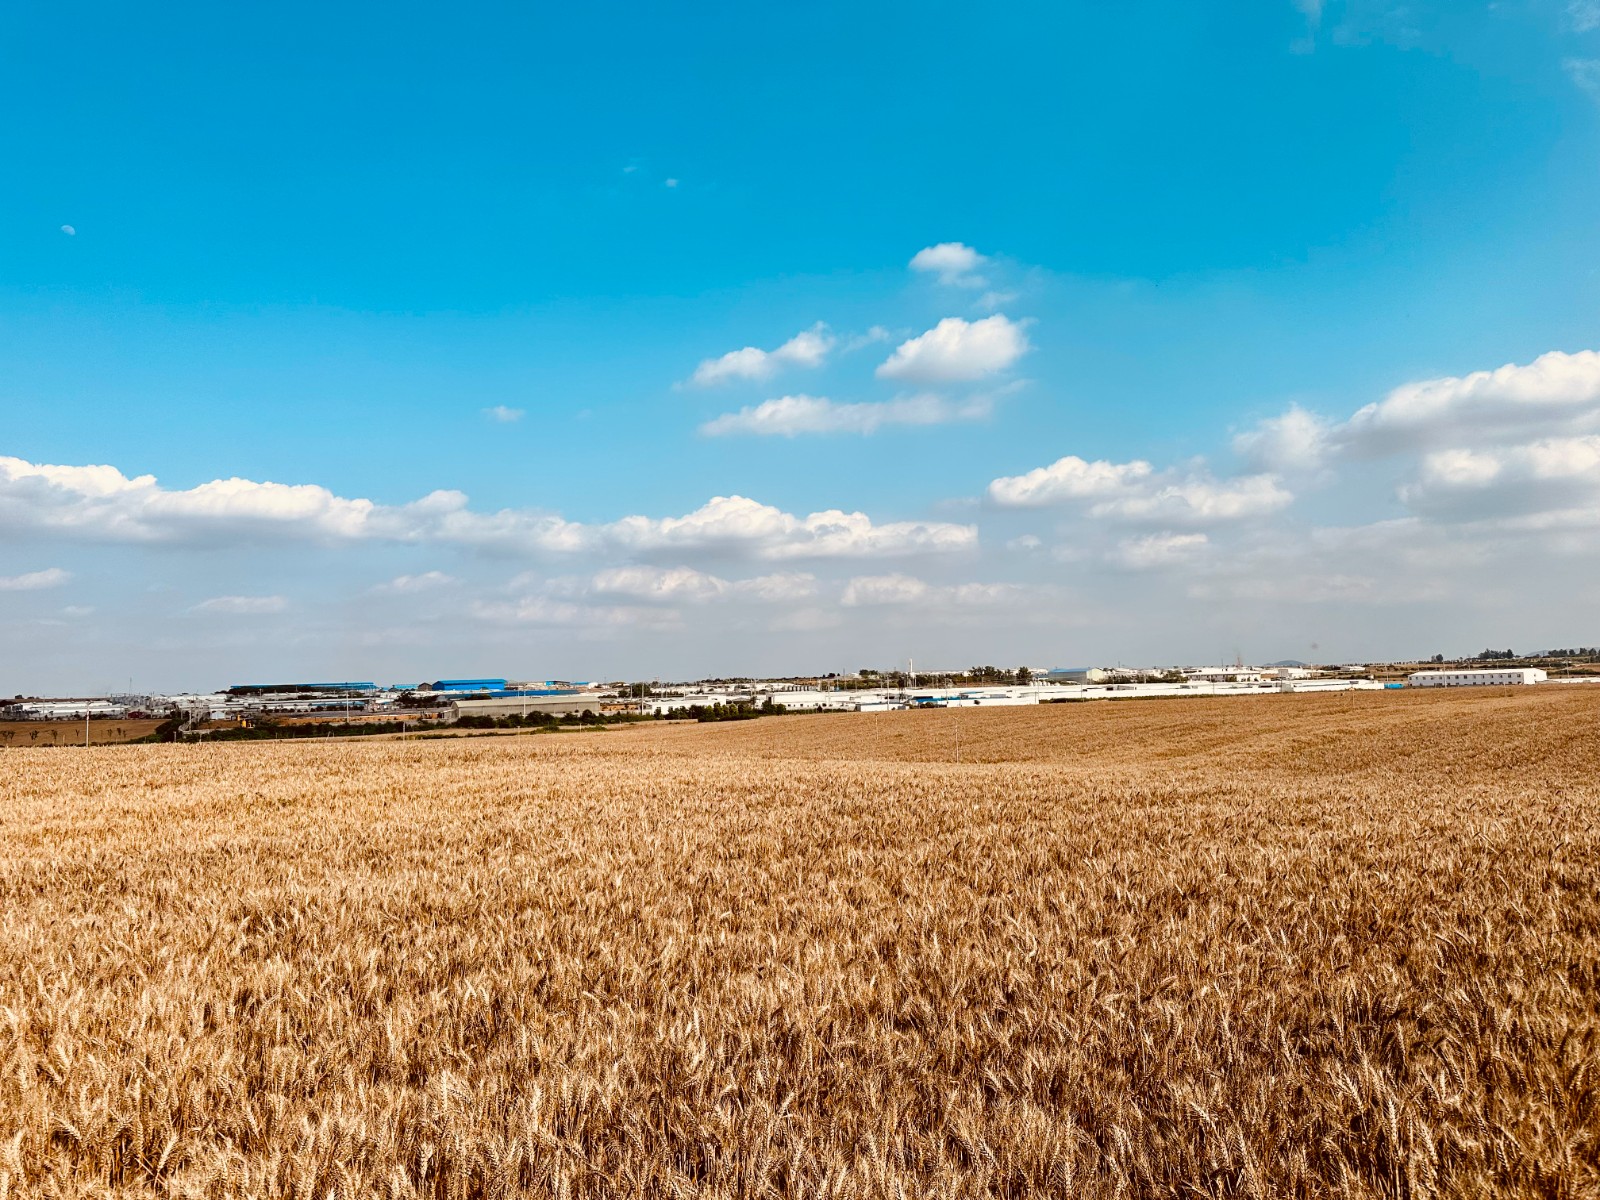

left=60, top=225, right=76, bottom=236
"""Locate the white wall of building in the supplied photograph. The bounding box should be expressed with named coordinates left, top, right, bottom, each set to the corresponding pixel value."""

left=1407, top=668, right=1548, bottom=687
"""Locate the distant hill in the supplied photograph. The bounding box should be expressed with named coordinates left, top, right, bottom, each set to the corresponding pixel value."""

left=1264, top=659, right=1309, bottom=668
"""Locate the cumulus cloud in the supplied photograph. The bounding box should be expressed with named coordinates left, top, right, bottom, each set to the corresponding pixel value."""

left=0, top=567, right=70, bottom=591
left=586, top=565, right=817, bottom=603
left=1089, top=474, right=1294, bottom=525
left=1237, top=350, right=1600, bottom=469
left=1231, top=349, right=1600, bottom=532
left=700, top=392, right=993, bottom=437
left=1233, top=406, right=1334, bottom=472
left=483, top=406, right=524, bottom=423
left=191, top=595, right=287, bottom=615
left=909, top=242, right=989, bottom=288
left=876, top=316, right=1029, bottom=384
left=0, top=455, right=974, bottom=562
left=599, top=495, right=977, bottom=561
left=687, top=324, right=834, bottom=387
left=989, top=452, right=1290, bottom=526
left=1340, top=349, right=1600, bottom=455
left=1397, top=435, right=1600, bottom=523
left=0, top=455, right=381, bottom=544
left=1110, top=532, right=1209, bottom=570
left=988, top=455, right=1155, bottom=506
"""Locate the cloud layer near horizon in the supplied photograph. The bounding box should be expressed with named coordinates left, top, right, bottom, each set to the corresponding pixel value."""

left=0, top=455, right=976, bottom=561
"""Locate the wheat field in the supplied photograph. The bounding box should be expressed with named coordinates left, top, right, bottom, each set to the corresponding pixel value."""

left=1, top=688, right=1597, bottom=1198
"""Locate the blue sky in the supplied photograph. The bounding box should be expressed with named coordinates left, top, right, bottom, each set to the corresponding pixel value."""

left=4, top=0, right=1600, bottom=690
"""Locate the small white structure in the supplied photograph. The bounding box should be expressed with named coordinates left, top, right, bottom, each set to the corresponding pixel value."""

left=1407, top=668, right=1547, bottom=687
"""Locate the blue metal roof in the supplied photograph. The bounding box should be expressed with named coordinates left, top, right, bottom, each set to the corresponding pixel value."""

left=432, top=678, right=508, bottom=690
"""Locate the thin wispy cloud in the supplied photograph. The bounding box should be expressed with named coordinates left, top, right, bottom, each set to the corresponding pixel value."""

left=1567, top=57, right=1600, bottom=102
left=483, top=405, right=524, bottom=423
left=374, top=571, right=457, bottom=593
left=700, top=392, right=994, bottom=437
left=0, top=567, right=70, bottom=591
left=190, top=595, right=287, bottom=615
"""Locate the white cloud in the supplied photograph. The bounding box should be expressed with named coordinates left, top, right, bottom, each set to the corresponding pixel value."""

left=375, top=571, right=457, bottom=593
left=1397, top=435, right=1600, bottom=523
left=840, top=573, right=1020, bottom=608
left=0, top=455, right=379, bottom=544
left=988, top=455, right=1154, bottom=506
left=191, top=595, right=287, bottom=615
left=586, top=565, right=817, bottom=604
left=0, top=455, right=973, bottom=562
left=843, top=326, right=892, bottom=351
left=909, top=242, right=989, bottom=288
left=1341, top=350, right=1600, bottom=454
left=0, top=567, right=71, bottom=591
left=877, top=316, right=1030, bottom=384
left=1568, top=58, right=1600, bottom=103
left=599, top=495, right=977, bottom=561
left=1110, top=532, right=1209, bottom=570
left=700, top=392, right=993, bottom=437
left=735, top=571, right=819, bottom=603
left=483, top=406, right=524, bottom=423
left=1006, top=534, right=1043, bottom=552
left=467, top=595, right=679, bottom=632
left=589, top=565, right=729, bottom=602
left=989, top=451, right=1290, bottom=526
left=840, top=573, right=929, bottom=607
left=1233, top=405, right=1333, bottom=471
left=1572, top=2, right=1600, bottom=32
left=60, top=225, right=76, bottom=237
left=977, top=290, right=1018, bottom=311
left=1089, top=474, right=1294, bottom=525
left=687, top=324, right=834, bottom=387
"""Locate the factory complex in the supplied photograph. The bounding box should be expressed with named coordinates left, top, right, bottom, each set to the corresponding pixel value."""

left=1, top=662, right=1582, bottom=730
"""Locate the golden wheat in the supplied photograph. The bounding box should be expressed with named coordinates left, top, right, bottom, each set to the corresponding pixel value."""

left=1, top=688, right=1596, bottom=1197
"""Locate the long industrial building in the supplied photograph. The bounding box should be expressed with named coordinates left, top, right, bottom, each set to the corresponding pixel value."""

left=1407, top=668, right=1548, bottom=687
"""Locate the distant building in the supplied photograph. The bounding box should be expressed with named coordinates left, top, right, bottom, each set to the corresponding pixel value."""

left=1407, top=668, right=1547, bottom=687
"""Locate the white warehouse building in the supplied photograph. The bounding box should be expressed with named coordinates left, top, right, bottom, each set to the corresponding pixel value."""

left=1407, top=668, right=1547, bottom=687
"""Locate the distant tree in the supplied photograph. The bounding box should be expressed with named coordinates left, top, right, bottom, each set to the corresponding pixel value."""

left=1016, top=667, right=1033, bottom=685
